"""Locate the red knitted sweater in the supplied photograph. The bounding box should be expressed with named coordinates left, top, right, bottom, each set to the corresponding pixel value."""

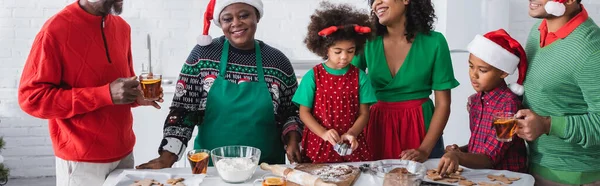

left=18, top=2, right=136, bottom=163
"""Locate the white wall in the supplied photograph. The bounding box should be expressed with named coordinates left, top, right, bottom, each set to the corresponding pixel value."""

left=1, top=0, right=600, bottom=178
left=0, top=0, right=369, bottom=178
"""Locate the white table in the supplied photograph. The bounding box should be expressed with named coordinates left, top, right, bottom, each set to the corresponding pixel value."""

left=103, top=159, right=535, bottom=186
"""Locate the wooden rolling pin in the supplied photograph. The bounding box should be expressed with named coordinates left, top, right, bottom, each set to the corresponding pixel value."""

left=260, top=163, right=336, bottom=186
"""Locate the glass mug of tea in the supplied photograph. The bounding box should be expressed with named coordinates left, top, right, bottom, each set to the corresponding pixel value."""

left=187, top=149, right=210, bottom=174
left=253, top=174, right=286, bottom=186
left=139, top=73, right=162, bottom=100
left=493, top=112, right=517, bottom=142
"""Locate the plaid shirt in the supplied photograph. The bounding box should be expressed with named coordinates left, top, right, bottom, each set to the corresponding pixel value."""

left=467, top=83, right=528, bottom=173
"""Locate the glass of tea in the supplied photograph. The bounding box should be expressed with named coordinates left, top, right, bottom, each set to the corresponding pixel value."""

left=493, top=112, right=517, bottom=142
left=253, top=174, right=286, bottom=186
left=187, top=149, right=210, bottom=174
left=139, top=73, right=162, bottom=100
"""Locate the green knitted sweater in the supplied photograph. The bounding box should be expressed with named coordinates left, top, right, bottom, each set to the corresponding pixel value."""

left=523, top=18, right=600, bottom=185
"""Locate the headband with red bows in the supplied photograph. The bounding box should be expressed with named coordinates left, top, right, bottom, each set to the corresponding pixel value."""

left=318, top=25, right=372, bottom=37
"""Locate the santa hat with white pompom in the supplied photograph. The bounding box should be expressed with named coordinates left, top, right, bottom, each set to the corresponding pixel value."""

left=197, top=0, right=264, bottom=46
left=545, top=0, right=568, bottom=17
left=467, top=29, right=528, bottom=96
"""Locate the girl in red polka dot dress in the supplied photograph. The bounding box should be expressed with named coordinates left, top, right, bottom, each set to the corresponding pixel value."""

left=292, top=2, right=377, bottom=163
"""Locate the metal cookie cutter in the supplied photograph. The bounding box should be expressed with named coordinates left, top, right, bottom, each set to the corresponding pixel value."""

left=333, top=143, right=352, bottom=156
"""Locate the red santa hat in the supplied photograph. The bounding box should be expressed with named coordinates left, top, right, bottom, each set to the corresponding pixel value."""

left=197, top=0, right=264, bottom=46
left=467, top=29, right=528, bottom=96
left=545, top=0, right=568, bottom=17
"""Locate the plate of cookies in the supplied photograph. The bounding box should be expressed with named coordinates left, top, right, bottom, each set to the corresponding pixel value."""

left=422, top=160, right=534, bottom=186
left=113, top=170, right=205, bottom=186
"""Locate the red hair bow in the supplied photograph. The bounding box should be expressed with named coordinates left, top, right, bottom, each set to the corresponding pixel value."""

left=318, top=25, right=371, bottom=37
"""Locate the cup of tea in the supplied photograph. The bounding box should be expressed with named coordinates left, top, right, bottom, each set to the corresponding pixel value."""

left=139, top=73, right=162, bottom=100
left=187, top=149, right=210, bottom=174
left=493, top=112, right=517, bottom=142
left=253, top=174, right=286, bottom=186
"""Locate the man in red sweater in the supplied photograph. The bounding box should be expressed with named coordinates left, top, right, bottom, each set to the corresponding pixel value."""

left=18, top=0, right=161, bottom=185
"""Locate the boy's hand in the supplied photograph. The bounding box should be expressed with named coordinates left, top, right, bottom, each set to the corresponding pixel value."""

left=320, top=129, right=340, bottom=146
left=445, top=144, right=461, bottom=152
left=340, top=133, right=359, bottom=150
left=437, top=151, right=460, bottom=176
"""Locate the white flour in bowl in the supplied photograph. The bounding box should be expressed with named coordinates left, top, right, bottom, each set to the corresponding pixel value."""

left=215, top=158, right=257, bottom=183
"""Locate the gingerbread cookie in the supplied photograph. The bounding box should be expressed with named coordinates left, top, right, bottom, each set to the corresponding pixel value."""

left=459, top=179, right=475, bottom=186
left=487, top=174, right=520, bottom=184
left=438, top=178, right=459, bottom=183
left=427, top=169, right=474, bottom=185
left=166, top=178, right=185, bottom=185
left=478, top=182, right=505, bottom=186
left=129, top=179, right=163, bottom=186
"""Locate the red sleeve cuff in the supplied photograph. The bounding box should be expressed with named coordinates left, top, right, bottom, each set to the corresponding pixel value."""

left=97, top=83, right=115, bottom=107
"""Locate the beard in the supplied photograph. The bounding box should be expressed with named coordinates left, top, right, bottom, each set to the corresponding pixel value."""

left=89, top=0, right=123, bottom=15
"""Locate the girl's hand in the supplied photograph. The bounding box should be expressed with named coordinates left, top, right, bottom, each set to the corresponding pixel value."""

left=400, top=148, right=430, bottom=163
left=320, top=129, right=340, bottom=145
left=340, top=133, right=359, bottom=150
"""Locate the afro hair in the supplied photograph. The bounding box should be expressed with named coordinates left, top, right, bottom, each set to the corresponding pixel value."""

left=304, top=2, right=374, bottom=59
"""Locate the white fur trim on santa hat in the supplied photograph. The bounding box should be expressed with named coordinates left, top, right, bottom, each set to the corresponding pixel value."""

left=197, top=35, right=213, bottom=46
left=509, top=83, right=524, bottom=96
left=467, top=35, right=520, bottom=74
left=212, top=0, right=264, bottom=28
left=545, top=1, right=566, bottom=17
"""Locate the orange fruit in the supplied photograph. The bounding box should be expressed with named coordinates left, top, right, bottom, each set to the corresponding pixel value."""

left=264, top=177, right=284, bottom=185
left=188, top=152, right=209, bottom=162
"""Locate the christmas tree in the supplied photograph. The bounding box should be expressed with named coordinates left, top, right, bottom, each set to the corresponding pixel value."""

left=0, top=136, right=8, bottom=185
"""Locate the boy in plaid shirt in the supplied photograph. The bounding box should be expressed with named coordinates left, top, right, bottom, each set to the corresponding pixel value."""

left=437, top=29, right=528, bottom=175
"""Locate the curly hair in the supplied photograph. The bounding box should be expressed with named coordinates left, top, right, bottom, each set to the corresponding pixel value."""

left=369, top=0, right=436, bottom=42
left=304, top=2, right=374, bottom=59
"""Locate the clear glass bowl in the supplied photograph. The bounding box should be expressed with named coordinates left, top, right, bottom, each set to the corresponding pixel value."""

left=365, top=159, right=427, bottom=186
left=210, top=146, right=261, bottom=183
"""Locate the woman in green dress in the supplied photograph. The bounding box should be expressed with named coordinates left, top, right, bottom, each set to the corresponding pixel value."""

left=137, top=0, right=303, bottom=169
left=352, top=0, right=459, bottom=162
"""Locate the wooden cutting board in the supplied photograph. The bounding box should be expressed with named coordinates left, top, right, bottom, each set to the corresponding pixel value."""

left=287, top=164, right=360, bottom=186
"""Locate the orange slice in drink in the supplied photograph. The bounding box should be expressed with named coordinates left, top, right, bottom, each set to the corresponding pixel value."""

left=495, top=119, right=515, bottom=125
left=141, top=79, right=161, bottom=84
left=264, top=177, right=284, bottom=185
left=188, top=152, right=209, bottom=162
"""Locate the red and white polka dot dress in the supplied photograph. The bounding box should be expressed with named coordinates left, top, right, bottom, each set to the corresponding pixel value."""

left=301, top=64, right=373, bottom=163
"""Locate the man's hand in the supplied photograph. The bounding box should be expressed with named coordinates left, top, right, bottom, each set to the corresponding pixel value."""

left=436, top=151, right=460, bottom=176
left=110, top=76, right=141, bottom=104
left=136, top=86, right=164, bottom=109
left=136, top=151, right=178, bottom=169
left=320, top=129, right=340, bottom=146
left=515, top=109, right=551, bottom=141
left=285, top=132, right=302, bottom=164
left=400, top=148, right=430, bottom=163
